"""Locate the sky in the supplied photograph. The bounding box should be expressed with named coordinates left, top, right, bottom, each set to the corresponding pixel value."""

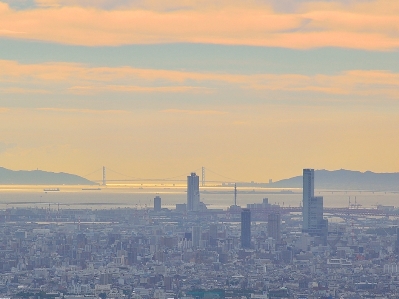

left=0, top=0, right=399, bottom=182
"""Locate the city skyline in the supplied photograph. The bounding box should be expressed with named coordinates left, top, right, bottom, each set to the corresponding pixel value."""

left=1, top=0, right=399, bottom=182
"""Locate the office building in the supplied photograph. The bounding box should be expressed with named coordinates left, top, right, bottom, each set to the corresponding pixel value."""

left=302, top=169, right=327, bottom=242
left=154, top=196, right=161, bottom=212
left=268, top=212, right=281, bottom=242
left=187, top=172, right=200, bottom=211
left=302, top=169, right=314, bottom=232
left=209, top=223, right=218, bottom=246
left=99, top=273, right=112, bottom=285
left=241, top=208, right=251, bottom=248
left=209, top=223, right=218, bottom=239
left=303, top=169, right=323, bottom=232
left=395, top=227, right=399, bottom=253
left=192, top=226, right=201, bottom=248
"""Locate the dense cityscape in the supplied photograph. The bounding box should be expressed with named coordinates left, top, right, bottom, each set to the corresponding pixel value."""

left=1, top=169, right=399, bottom=299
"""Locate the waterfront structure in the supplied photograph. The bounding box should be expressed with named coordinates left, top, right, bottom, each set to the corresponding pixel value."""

left=187, top=172, right=200, bottom=211
left=154, top=196, right=161, bottom=212
left=268, top=212, right=281, bottom=242
left=241, top=208, right=251, bottom=248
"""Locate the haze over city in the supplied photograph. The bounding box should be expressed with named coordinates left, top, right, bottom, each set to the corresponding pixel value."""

left=1, top=0, right=399, bottom=182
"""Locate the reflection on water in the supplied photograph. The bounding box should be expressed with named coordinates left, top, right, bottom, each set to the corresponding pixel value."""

left=0, top=185, right=398, bottom=210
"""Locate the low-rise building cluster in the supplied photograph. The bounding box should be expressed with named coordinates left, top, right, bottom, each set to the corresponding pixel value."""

left=0, top=203, right=399, bottom=299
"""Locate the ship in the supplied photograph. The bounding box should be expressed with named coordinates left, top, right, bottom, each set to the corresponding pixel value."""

left=44, top=188, right=60, bottom=192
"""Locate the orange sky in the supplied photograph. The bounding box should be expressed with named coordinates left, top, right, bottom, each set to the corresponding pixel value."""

left=0, top=0, right=399, bottom=182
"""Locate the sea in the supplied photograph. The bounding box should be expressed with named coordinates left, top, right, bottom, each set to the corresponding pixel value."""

left=0, top=184, right=398, bottom=211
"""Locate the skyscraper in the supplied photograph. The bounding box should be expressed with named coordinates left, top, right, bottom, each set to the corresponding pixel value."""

left=154, top=196, right=161, bottom=212
left=241, top=208, right=251, bottom=248
left=187, top=172, right=200, bottom=211
left=302, top=169, right=314, bottom=232
left=268, top=212, right=281, bottom=242
left=302, top=169, right=326, bottom=237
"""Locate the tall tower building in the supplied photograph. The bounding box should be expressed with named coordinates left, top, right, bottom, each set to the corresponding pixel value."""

left=302, top=169, right=314, bottom=231
left=154, top=196, right=161, bottom=212
left=241, top=208, right=251, bottom=248
left=187, top=172, right=200, bottom=211
left=268, top=212, right=281, bottom=242
left=302, top=169, right=326, bottom=237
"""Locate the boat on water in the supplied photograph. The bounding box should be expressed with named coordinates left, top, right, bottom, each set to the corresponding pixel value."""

left=44, top=188, right=60, bottom=192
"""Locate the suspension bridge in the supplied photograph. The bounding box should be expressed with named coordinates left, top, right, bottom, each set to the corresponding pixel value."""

left=83, top=166, right=244, bottom=186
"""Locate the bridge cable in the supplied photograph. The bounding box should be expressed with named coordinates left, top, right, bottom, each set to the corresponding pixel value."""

left=82, top=168, right=103, bottom=178
left=205, top=167, right=241, bottom=183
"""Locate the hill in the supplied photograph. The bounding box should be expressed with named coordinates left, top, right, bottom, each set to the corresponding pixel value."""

left=0, top=167, right=96, bottom=185
left=270, top=169, right=399, bottom=191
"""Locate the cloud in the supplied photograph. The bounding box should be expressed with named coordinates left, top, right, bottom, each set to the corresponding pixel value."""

left=0, top=87, right=51, bottom=94
left=0, top=141, right=15, bottom=153
left=0, top=29, right=26, bottom=34
left=67, top=85, right=212, bottom=94
left=162, top=109, right=228, bottom=115
left=1, top=60, right=399, bottom=100
left=0, top=0, right=398, bottom=49
left=36, top=107, right=129, bottom=114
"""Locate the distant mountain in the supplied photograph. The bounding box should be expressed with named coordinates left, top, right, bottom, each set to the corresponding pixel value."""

left=0, top=167, right=96, bottom=185
left=270, top=169, right=399, bottom=191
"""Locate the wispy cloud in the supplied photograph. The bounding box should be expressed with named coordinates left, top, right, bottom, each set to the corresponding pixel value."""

left=1, top=60, right=399, bottom=100
left=0, top=0, right=398, bottom=49
left=0, top=141, right=15, bottom=153
left=37, top=107, right=129, bottom=114
left=162, top=109, right=228, bottom=115
left=68, top=85, right=212, bottom=94
left=0, top=29, right=26, bottom=34
left=0, top=87, right=51, bottom=94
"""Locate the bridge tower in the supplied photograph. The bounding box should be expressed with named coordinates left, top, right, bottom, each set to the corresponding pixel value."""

left=102, top=166, right=106, bottom=186
left=202, top=167, right=205, bottom=187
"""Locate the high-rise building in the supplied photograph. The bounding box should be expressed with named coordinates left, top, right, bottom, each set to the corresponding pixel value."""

left=187, top=172, right=200, bottom=211
left=241, top=208, right=251, bottom=248
left=209, top=223, right=218, bottom=239
left=209, top=223, right=218, bottom=246
left=302, top=169, right=314, bottom=232
left=302, top=169, right=327, bottom=240
left=192, top=226, right=201, bottom=248
left=395, top=227, right=399, bottom=253
left=154, top=196, right=161, bottom=212
left=99, top=273, right=112, bottom=285
left=268, top=212, right=281, bottom=242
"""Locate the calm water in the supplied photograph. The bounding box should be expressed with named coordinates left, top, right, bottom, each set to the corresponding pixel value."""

left=0, top=185, right=398, bottom=210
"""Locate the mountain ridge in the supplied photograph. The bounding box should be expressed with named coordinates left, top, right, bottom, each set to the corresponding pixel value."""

left=0, top=167, right=96, bottom=185
left=270, top=169, right=399, bottom=191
